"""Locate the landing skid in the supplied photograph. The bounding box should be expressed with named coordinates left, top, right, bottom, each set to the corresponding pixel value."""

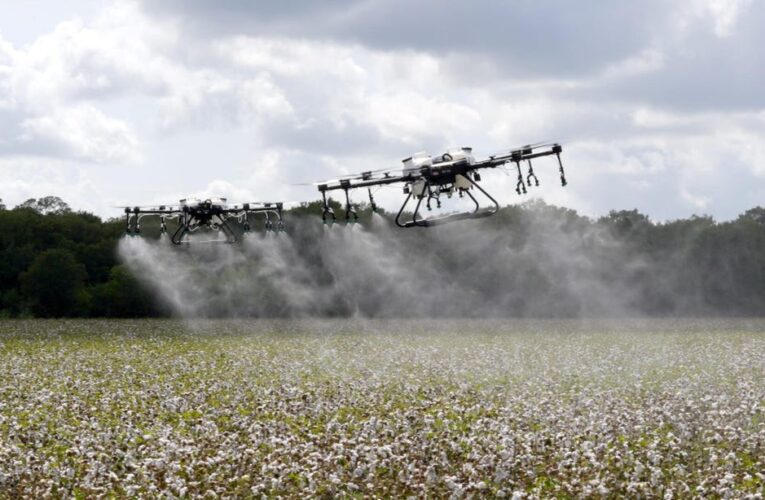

left=171, top=219, right=238, bottom=245
left=395, top=175, right=499, bottom=228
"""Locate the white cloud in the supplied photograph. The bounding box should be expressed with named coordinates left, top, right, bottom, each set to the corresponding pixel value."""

left=20, top=105, right=140, bottom=162
left=0, top=0, right=763, bottom=222
left=600, top=49, right=665, bottom=80
left=0, top=5, right=164, bottom=163
left=158, top=71, right=294, bottom=130
left=704, top=0, right=753, bottom=37
left=0, top=157, right=102, bottom=213
left=216, top=35, right=481, bottom=148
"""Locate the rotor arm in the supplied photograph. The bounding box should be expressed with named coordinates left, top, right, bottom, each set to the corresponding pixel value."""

left=237, top=203, right=286, bottom=232
left=475, top=144, right=563, bottom=170
left=473, top=143, right=566, bottom=189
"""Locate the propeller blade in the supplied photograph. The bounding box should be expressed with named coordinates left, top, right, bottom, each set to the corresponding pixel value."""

left=237, top=201, right=302, bottom=209
left=120, top=205, right=182, bottom=212
left=308, top=165, right=403, bottom=186
left=487, top=140, right=561, bottom=161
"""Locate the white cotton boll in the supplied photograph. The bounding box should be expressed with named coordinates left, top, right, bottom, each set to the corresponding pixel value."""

left=494, top=468, right=508, bottom=483
left=426, top=465, right=438, bottom=485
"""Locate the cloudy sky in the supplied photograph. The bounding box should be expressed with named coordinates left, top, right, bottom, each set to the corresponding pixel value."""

left=0, top=0, right=763, bottom=220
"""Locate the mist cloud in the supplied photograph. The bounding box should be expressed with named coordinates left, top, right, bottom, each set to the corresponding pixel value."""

left=118, top=205, right=745, bottom=319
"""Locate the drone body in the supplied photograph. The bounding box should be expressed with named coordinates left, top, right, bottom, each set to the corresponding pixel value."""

left=315, top=142, right=566, bottom=227
left=123, top=198, right=286, bottom=245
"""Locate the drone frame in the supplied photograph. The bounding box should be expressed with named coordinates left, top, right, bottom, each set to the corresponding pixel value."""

left=317, top=143, right=565, bottom=228
left=124, top=200, right=285, bottom=245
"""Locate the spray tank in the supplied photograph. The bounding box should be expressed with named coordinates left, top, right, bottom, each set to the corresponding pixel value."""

left=402, top=152, right=432, bottom=198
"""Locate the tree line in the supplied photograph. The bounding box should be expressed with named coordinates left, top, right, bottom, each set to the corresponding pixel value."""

left=1, top=196, right=764, bottom=318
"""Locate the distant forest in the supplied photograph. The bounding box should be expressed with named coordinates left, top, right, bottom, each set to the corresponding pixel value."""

left=1, top=195, right=765, bottom=318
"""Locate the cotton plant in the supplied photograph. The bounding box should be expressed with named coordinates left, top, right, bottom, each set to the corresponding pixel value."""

left=0, top=319, right=763, bottom=497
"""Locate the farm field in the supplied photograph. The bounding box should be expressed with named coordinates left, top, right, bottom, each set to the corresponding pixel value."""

left=0, top=319, right=764, bottom=498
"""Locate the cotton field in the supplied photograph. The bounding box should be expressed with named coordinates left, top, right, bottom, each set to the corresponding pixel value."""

left=0, top=319, right=763, bottom=498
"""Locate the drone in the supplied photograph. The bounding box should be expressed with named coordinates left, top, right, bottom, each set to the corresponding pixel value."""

left=312, top=142, right=566, bottom=227
left=122, top=198, right=287, bottom=244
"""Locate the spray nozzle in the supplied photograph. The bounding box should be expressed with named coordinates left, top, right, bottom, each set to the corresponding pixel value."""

left=514, top=161, right=527, bottom=195
left=556, top=153, right=567, bottom=187
left=526, top=159, right=540, bottom=187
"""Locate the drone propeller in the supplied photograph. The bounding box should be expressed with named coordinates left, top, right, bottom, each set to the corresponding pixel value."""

left=235, top=201, right=300, bottom=208
left=517, top=140, right=556, bottom=150
left=299, top=166, right=403, bottom=186
left=266, top=201, right=300, bottom=207
left=118, top=204, right=183, bottom=213
left=491, top=141, right=555, bottom=157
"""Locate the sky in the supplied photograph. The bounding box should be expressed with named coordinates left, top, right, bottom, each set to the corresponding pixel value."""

left=0, top=0, right=763, bottom=221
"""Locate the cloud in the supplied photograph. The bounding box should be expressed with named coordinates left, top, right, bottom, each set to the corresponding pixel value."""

left=144, top=0, right=764, bottom=111
left=0, top=0, right=763, bottom=222
left=20, top=105, right=140, bottom=163
left=143, top=0, right=668, bottom=77
left=0, top=9, right=157, bottom=163
left=0, top=157, right=102, bottom=213
left=696, top=0, right=754, bottom=37
left=157, top=71, right=294, bottom=131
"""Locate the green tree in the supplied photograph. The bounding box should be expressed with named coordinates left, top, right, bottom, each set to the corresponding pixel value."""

left=16, top=196, right=71, bottom=215
left=90, top=265, right=158, bottom=317
left=739, top=207, right=765, bottom=226
left=19, top=249, right=89, bottom=317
